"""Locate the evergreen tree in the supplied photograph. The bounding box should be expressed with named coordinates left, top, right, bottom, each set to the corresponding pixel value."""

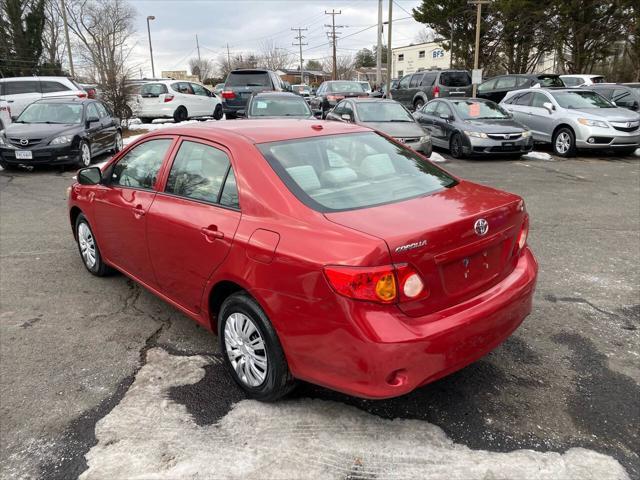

left=0, top=0, right=46, bottom=77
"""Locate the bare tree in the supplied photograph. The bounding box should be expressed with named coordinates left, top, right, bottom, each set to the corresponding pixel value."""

left=258, top=40, right=293, bottom=71
left=216, top=51, right=259, bottom=78
left=42, top=0, right=65, bottom=67
left=415, top=28, right=437, bottom=44
left=189, top=57, right=214, bottom=82
left=322, top=54, right=355, bottom=80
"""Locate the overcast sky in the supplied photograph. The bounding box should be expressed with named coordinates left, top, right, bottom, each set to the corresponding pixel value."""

left=127, top=0, right=425, bottom=77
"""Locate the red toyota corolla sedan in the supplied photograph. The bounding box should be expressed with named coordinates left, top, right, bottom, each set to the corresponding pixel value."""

left=68, top=120, right=537, bottom=401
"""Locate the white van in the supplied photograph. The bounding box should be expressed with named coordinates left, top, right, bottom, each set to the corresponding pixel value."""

left=0, top=76, right=87, bottom=119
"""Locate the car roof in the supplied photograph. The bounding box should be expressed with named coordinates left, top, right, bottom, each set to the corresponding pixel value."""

left=251, top=92, right=300, bottom=98
left=0, top=76, right=73, bottom=83
left=142, top=119, right=370, bottom=144
left=347, top=98, right=395, bottom=103
left=33, top=97, right=94, bottom=105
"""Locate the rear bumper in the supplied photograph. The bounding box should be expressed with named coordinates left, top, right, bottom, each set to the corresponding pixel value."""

left=286, top=247, right=538, bottom=399
left=137, top=104, right=176, bottom=119
left=0, top=144, right=79, bottom=165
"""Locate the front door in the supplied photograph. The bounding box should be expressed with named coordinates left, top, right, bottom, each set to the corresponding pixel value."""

left=146, top=138, right=242, bottom=313
left=528, top=92, right=555, bottom=141
left=92, top=137, right=175, bottom=285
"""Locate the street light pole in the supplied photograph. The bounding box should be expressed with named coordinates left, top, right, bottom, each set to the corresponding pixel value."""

left=146, top=15, right=156, bottom=78
left=385, top=0, right=393, bottom=97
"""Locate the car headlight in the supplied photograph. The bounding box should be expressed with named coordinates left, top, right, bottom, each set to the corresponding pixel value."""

left=50, top=135, right=74, bottom=145
left=521, top=130, right=531, bottom=138
left=464, top=130, right=488, bottom=138
left=578, top=118, right=608, bottom=128
left=0, top=134, right=5, bottom=146
left=420, top=135, right=430, bottom=143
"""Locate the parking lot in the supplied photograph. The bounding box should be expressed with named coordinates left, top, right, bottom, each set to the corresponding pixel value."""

left=1, top=145, right=638, bottom=479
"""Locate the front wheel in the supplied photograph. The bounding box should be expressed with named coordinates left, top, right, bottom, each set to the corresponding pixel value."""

left=77, top=140, right=91, bottom=167
left=173, top=106, right=188, bottom=123
left=219, top=292, right=295, bottom=401
left=225, top=112, right=237, bottom=120
left=449, top=133, right=465, bottom=158
left=213, top=104, right=223, bottom=120
left=112, top=131, right=123, bottom=153
left=552, top=127, right=576, bottom=157
left=616, top=147, right=637, bottom=156
left=140, top=117, right=153, bottom=124
left=75, top=214, right=111, bottom=276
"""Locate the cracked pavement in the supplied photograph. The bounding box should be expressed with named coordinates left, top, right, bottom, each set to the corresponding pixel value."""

left=0, top=148, right=638, bottom=479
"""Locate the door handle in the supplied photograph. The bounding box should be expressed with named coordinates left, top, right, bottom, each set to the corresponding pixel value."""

left=201, top=225, right=224, bottom=241
left=7, top=100, right=14, bottom=103
left=132, top=205, right=146, bottom=218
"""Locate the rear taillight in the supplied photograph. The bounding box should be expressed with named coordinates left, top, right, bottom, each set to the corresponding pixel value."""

left=221, top=90, right=236, bottom=99
left=326, top=95, right=344, bottom=102
left=77, top=92, right=87, bottom=98
left=324, top=264, right=427, bottom=304
left=432, top=85, right=440, bottom=98
left=164, top=94, right=174, bottom=103
left=515, top=215, right=529, bottom=254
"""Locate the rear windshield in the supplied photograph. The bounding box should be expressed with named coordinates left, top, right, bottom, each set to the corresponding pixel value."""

left=439, top=72, right=471, bottom=87
left=538, top=76, right=564, bottom=87
left=249, top=96, right=311, bottom=117
left=226, top=72, right=270, bottom=87
left=326, top=82, right=365, bottom=93
left=258, top=132, right=456, bottom=212
left=140, top=83, right=168, bottom=97
left=551, top=91, right=614, bottom=109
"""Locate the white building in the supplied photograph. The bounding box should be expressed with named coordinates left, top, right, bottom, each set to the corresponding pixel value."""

left=391, top=42, right=450, bottom=79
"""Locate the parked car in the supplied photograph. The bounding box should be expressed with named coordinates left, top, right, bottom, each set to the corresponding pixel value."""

left=580, top=83, right=640, bottom=111
left=136, top=80, right=222, bottom=123
left=501, top=88, right=640, bottom=156
left=477, top=74, right=565, bottom=103
left=68, top=119, right=537, bottom=401
left=245, top=92, right=313, bottom=119
left=0, top=100, right=11, bottom=130
left=309, top=80, right=368, bottom=118
left=221, top=69, right=286, bottom=119
left=0, top=98, right=122, bottom=169
left=560, top=74, right=606, bottom=87
left=291, top=84, right=311, bottom=99
left=414, top=98, right=533, bottom=159
left=326, top=98, right=432, bottom=156
left=0, top=76, right=87, bottom=119
left=213, top=83, right=225, bottom=96
left=390, top=69, right=472, bottom=111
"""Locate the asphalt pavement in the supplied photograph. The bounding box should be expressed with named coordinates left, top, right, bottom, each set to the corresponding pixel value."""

left=0, top=144, right=638, bottom=479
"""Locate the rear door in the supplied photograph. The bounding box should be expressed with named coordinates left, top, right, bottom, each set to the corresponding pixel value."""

left=420, top=72, right=437, bottom=100
left=146, top=138, right=241, bottom=313
left=505, top=92, right=533, bottom=124
left=190, top=83, right=213, bottom=116
left=95, top=101, right=117, bottom=150
left=4, top=80, right=42, bottom=118
left=85, top=103, right=108, bottom=152
left=408, top=73, right=425, bottom=107
left=431, top=102, right=453, bottom=146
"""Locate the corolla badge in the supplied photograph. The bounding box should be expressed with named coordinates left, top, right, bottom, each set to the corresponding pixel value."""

left=395, top=239, right=427, bottom=253
left=474, top=218, right=489, bottom=236
left=19, top=138, right=28, bottom=146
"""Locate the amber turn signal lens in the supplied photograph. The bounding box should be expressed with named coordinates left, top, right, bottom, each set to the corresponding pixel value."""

left=375, top=273, right=397, bottom=302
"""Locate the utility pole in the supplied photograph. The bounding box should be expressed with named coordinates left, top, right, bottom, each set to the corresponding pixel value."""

left=195, top=34, right=202, bottom=81
left=325, top=10, right=343, bottom=80
left=60, top=0, right=74, bottom=77
left=376, top=0, right=383, bottom=87
left=292, top=27, right=308, bottom=84
left=385, top=0, right=392, bottom=96
left=468, top=0, right=489, bottom=97
left=226, top=43, right=231, bottom=68
left=449, top=20, right=454, bottom=69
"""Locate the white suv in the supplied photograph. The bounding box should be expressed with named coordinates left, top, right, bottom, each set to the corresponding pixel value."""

left=136, top=80, right=223, bottom=123
left=0, top=76, right=87, bottom=119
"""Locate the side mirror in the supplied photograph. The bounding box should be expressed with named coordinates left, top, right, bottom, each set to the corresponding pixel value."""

left=542, top=102, right=555, bottom=113
left=439, top=113, right=452, bottom=121
left=610, top=101, right=617, bottom=106
left=85, top=116, right=99, bottom=128
left=341, top=114, right=352, bottom=122
left=77, top=166, right=102, bottom=185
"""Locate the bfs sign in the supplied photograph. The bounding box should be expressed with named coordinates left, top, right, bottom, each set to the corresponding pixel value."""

left=432, top=49, right=445, bottom=59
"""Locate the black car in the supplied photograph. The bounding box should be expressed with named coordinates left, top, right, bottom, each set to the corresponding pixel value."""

left=0, top=98, right=121, bottom=169
left=309, top=80, right=368, bottom=118
left=477, top=74, right=565, bottom=103
left=580, top=83, right=640, bottom=111
left=413, top=98, right=533, bottom=158
left=221, top=69, right=286, bottom=119
left=244, top=92, right=313, bottom=119
left=390, top=70, right=472, bottom=110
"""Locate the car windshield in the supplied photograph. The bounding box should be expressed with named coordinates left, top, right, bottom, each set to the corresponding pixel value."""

left=226, top=72, right=270, bottom=87
left=451, top=100, right=510, bottom=119
left=326, top=82, right=365, bottom=93
left=439, top=72, right=471, bottom=87
left=538, top=76, right=564, bottom=87
left=356, top=102, right=414, bottom=122
left=249, top=97, right=312, bottom=117
left=17, top=103, right=83, bottom=124
left=551, top=91, right=614, bottom=109
left=258, top=132, right=456, bottom=212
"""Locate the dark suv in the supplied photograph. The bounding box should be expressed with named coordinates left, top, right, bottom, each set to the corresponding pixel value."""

left=390, top=69, right=472, bottom=110
left=221, top=69, right=285, bottom=119
left=477, top=74, right=565, bottom=103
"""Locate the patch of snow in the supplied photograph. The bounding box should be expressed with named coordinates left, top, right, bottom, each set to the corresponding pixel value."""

left=123, top=134, right=143, bottom=146
left=80, top=349, right=630, bottom=480
left=127, top=119, right=200, bottom=132
left=522, top=151, right=554, bottom=161
left=634, top=148, right=640, bottom=157
left=428, top=151, right=447, bottom=163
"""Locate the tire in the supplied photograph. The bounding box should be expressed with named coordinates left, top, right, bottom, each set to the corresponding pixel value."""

left=0, top=161, right=18, bottom=170
left=225, top=112, right=237, bottom=120
left=552, top=127, right=576, bottom=157
left=173, top=106, right=188, bottom=123
left=122, top=105, right=133, bottom=119
left=449, top=133, right=465, bottom=159
left=213, top=104, right=223, bottom=120
left=218, top=292, right=295, bottom=401
left=140, top=117, right=153, bottom=124
left=75, top=213, right=111, bottom=276
left=77, top=140, right=91, bottom=167
left=413, top=98, right=425, bottom=111
left=616, top=147, right=637, bottom=156
left=112, top=130, right=123, bottom=153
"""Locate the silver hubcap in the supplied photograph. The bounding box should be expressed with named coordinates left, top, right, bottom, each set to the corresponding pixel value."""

left=78, top=222, right=96, bottom=268
left=224, top=313, right=267, bottom=387
left=556, top=132, right=571, bottom=154
left=81, top=143, right=91, bottom=166
left=115, top=133, right=123, bottom=150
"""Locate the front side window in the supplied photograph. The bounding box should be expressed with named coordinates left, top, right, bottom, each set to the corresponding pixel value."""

left=422, top=101, right=439, bottom=115
left=86, top=103, right=100, bottom=120
left=477, top=78, right=497, bottom=92
left=355, top=102, right=413, bottom=122
left=451, top=100, right=509, bottom=120
left=514, top=92, right=533, bottom=106
left=398, top=75, right=411, bottom=89
left=95, top=102, right=109, bottom=118
left=165, top=141, right=231, bottom=204
left=531, top=92, right=551, bottom=108
left=110, top=139, right=172, bottom=189
left=551, top=91, right=614, bottom=109
left=258, top=132, right=456, bottom=212
left=17, top=103, right=83, bottom=124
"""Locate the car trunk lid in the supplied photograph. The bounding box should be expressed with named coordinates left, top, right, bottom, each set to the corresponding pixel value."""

left=324, top=180, right=526, bottom=316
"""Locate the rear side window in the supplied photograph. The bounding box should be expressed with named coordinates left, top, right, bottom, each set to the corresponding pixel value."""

left=165, top=141, right=232, bottom=204
left=5, top=81, right=40, bottom=95
left=539, top=76, right=564, bottom=87
left=258, top=132, right=456, bottom=213
left=226, top=72, right=270, bottom=88
left=40, top=81, right=70, bottom=93
left=514, top=92, right=533, bottom=105
left=140, top=83, right=168, bottom=97
left=477, top=78, right=497, bottom=92
left=421, top=73, right=436, bottom=86
left=439, top=72, right=471, bottom=87
left=495, top=76, right=517, bottom=89
left=111, top=139, right=172, bottom=189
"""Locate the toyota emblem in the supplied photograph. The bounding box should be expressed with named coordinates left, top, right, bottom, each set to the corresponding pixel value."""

left=474, top=218, right=489, bottom=236
left=19, top=138, right=28, bottom=146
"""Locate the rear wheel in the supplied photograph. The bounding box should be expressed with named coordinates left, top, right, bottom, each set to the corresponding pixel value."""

left=552, top=127, right=576, bottom=157
left=75, top=213, right=111, bottom=276
left=449, top=133, right=465, bottom=158
left=219, top=292, right=295, bottom=401
left=213, top=104, right=223, bottom=120
left=225, top=112, right=237, bottom=120
left=140, top=117, right=153, bottom=124
left=173, top=106, right=188, bottom=123
left=413, top=98, right=425, bottom=110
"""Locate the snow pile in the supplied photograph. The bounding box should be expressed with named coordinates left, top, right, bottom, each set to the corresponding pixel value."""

left=80, top=349, right=630, bottom=480
left=127, top=119, right=202, bottom=132
left=428, top=151, right=447, bottom=163
left=522, top=151, right=553, bottom=161
left=634, top=148, right=640, bottom=157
